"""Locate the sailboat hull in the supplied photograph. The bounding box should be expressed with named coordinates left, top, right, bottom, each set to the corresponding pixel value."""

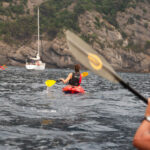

left=25, top=63, right=45, bottom=70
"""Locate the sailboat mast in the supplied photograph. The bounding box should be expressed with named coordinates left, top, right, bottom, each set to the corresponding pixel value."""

left=37, top=7, right=40, bottom=57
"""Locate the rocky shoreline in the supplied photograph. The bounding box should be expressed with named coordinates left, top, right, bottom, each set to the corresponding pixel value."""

left=0, top=35, right=150, bottom=73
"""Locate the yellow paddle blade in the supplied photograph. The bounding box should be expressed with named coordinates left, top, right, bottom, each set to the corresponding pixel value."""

left=82, top=72, right=88, bottom=77
left=45, top=80, right=56, bottom=87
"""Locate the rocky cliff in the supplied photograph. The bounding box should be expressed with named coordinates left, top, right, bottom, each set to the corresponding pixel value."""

left=0, top=0, right=150, bottom=72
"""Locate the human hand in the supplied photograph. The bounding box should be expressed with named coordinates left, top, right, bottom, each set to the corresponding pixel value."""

left=145, top=98, right=150, bottom=117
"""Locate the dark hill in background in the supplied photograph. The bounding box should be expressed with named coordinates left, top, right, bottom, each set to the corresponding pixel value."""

left=0, top=0, right=150, bottom=72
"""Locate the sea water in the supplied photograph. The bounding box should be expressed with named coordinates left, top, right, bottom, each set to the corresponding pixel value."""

left=0, top=66, right=150, bottom=150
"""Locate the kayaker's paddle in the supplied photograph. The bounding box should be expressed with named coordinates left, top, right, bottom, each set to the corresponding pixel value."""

left=45, top=80, right=56, bottom=87
left=65, top=30, right=148, bottom=104
left=45, top=72, right=88, bottom=87
left=81, top=72, right=88, bottom=77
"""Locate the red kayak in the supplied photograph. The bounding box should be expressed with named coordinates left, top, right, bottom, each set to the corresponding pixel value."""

left=62, top=85, right=85, bottom=94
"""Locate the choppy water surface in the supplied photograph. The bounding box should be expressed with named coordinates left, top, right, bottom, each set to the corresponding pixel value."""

left=0, top=66, right=150, bottom=150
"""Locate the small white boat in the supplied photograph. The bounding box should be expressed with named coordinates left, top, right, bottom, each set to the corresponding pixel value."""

left=25, top=7, right=46, bottom=70
left=26, top=54, right=45, bottom=70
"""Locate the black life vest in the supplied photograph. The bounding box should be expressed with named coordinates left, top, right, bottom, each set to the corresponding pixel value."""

left=69, top=72, right=81, bottom=86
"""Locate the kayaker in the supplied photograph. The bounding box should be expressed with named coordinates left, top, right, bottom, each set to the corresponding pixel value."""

left=133, top=98, right=150, bottom=149
left=60, top=64, right=82, bottom=86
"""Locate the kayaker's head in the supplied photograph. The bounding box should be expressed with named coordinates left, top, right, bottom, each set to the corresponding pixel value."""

left=74, top=64, right=80, bottom=73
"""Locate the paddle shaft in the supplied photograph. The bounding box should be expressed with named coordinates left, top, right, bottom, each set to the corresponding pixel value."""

left=119, top=79, right=147, bottom=104
left=105, top=67, right=148, bottom=104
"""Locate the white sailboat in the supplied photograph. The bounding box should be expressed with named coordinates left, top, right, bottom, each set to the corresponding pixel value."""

left=25, top=7, right=45, bottom=70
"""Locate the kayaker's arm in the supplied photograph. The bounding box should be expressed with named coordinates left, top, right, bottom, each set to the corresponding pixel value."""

left=133, top=98, right=150, bottom=150
left=60, top=73, right=72, bottom=84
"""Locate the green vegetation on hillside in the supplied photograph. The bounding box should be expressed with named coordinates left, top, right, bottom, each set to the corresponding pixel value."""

left=1, top=16, right=36, bottom=44
left=0, top=0, right=144, bottom=45
left=40, top=0, right=79, bottom=39
left=0, top=0, right=27, bottom=16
